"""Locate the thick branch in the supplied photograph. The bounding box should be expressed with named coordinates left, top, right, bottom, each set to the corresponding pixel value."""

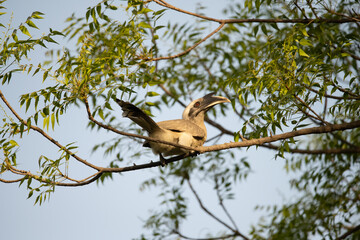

left=262, top=143, right=360, bottom=154
left=197, top=120, right=360, bottom=153
left=2, top=91, right=360, bottom=182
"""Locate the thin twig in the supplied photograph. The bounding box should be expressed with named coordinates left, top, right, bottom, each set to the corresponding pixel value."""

left=5, top=160, right=104, bottom=187
left=143, top=22, right=225, bottom=61
left=151, top=0, right=358, bottom=24
left=215, top=179, right=239, bottom=232
left=0, top=177, right=23, bottom=183
left=187, top=179, right=250, bottom=240
left=173, top=229, right=237, bottom=240
left=336, top=224, right=360, bottom=240
left=305, top=85, right=360, bottom=100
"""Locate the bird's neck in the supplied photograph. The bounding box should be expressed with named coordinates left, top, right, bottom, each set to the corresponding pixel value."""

left=188, top=114, right=206, bottom=132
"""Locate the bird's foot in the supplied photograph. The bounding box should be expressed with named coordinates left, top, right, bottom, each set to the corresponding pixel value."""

left=159, top=154, right=167, bottom=167
left=189, top=151, right=200, bottom=157
left=159, top=152, right=200, bottom=167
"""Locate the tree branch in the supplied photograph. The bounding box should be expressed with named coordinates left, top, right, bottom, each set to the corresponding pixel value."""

left=0, top=177, right=23, bottom=183
left=337, top=223, right=360, bottom=240
left=0, top=90, right=100, bottom=171
left=172, top=229, right=237, bottom=240
left=142, top=22, right=225, bottom=61
left=2, top=91, right=359, bottom=184
left=262, top=143, right=360, bottom=154
left=214, top=178, right=239, bottom=232
left=187, top=179, right=250, bottom=240
left=151, top=0, right=359, bottom=24
left=197, top=120, right=360, bottom=153
left=3, top=159, right=104, bottom=187
left=305, top=85, right=360, bottom=100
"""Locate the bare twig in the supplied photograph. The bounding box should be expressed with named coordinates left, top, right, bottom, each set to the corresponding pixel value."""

left=305, top=85, right=360, bottom=100
left=187, top=179, right=250, bottom=240
left=336, top=224, right=360, bottom=240
left=151, top=0, right=358, bottom=24
left=172, top=229, right=237, bottom=240
left=0, top=177, right=23, bottom=183
left=4, top=160, right=104, bottom=187
left=142, top=22, right=225, bottom=61
left=215, top=179, right=239, bottom=232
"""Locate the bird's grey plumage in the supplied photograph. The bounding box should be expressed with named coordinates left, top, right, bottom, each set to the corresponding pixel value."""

left=116, top=93, right=230, bottom=165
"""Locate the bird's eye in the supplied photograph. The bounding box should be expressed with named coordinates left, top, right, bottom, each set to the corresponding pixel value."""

left=194, top=101, right=201, bottom=108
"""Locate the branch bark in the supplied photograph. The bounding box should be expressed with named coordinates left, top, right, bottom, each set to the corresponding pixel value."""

left=197, top=120, right=360, bottom=153
left=2, top=90, right=360, bottom=186
left=152, top=0, right=359, bottom=24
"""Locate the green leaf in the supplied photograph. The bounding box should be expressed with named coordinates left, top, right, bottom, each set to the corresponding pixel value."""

left=104, top=102, right=113, bottom=110
left=299, top=38, right=313, bottom=47
left=98, top=108, right=104, bottom=120
left=146, top=91, right=159, bottom=97
left=19, top=25, right=32, bottom=37
left=139, top=22, right=152, bottom=29
left=145, top=101, right=155, bottom=106
left=43, top=116, right=50, bottom=131
left=25, top=98, right=31, bottom=112
left=51, top=113, right=55, bottom=130
left=299, top=48, right=309, bottom=57
left=43, top=71, right=49, bottom=82
left=26, top=20, right=39, bottom=29
left=234, top=132, right=240, bottom=142
left=9, top=140, right=18, bottom=147
left=139, top=8, right=153, bottom=14
left=31, top=11, right=44, bottom=19
left=12, top=29, right=18, bottom=42
left=27, top=189, right=34, bottom=199
left=301, top=28, right=309, bottom=37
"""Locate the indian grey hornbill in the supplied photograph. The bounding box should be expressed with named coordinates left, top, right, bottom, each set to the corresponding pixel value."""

left=115, top=93, right=230, bottom=166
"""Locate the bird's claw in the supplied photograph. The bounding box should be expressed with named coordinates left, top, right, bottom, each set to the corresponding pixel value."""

left=159, top=154, right=167, bottom=167
left=190, top=151, right=200, bottom=157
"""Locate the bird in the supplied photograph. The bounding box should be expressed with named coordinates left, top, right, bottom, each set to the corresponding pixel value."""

left=115, top=93, right=230, bottom=166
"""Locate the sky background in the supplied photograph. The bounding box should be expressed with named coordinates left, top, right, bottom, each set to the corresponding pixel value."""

left=0, top=1, right=295, bottom=239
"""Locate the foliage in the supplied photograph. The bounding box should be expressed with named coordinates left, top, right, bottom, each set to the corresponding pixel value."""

left=1, top=0, right=360, bottom=239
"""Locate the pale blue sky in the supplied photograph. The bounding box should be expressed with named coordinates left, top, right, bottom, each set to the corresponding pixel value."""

left=0, top=1, right=294, bottom=239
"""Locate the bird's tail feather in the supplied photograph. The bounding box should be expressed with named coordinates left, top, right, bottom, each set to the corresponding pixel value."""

left=115, top=99, right=161, bottom=133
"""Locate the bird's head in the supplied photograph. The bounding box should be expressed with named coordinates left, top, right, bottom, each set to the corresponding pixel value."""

left=182, top=93, right=230, bottom=122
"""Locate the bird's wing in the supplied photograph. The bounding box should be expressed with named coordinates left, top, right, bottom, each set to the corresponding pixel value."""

left=115, top=99, right=161, bottom=133
left=157, top=119, right=206, bottom=140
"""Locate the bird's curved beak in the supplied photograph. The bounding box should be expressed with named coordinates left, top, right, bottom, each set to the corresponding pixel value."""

left=197, top=93, right=231, bottom=114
